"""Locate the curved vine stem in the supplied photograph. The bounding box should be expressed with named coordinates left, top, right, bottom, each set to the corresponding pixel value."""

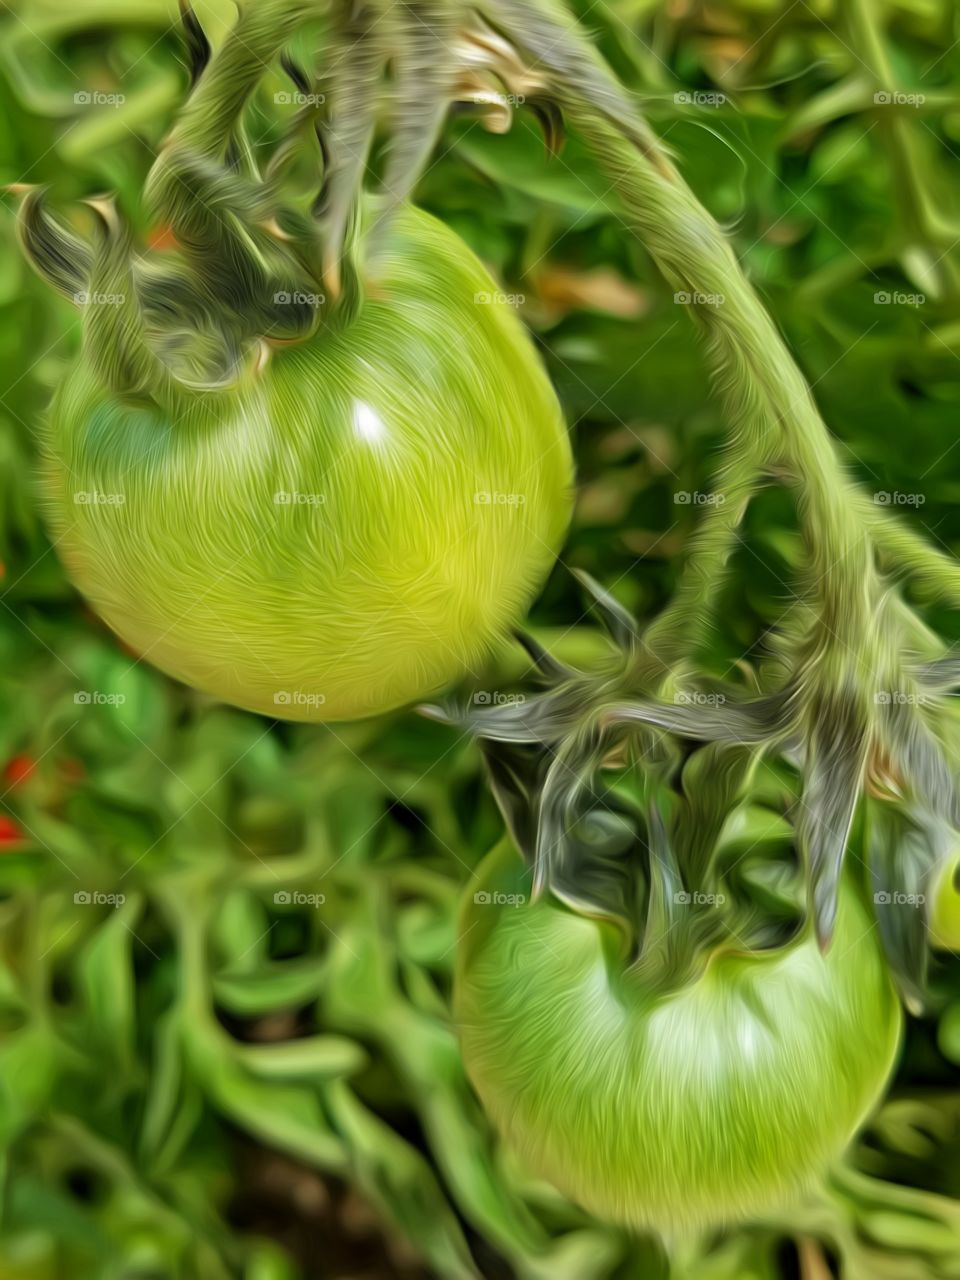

left=863, top=494, right=960, bottom=607
left=560, top=102, right=878, bottom=669
left=443, top=20, right=960, bottom=946
left=157, top=1, right=312, bottom=164
left=635, top=447, right=761, bottom=686
left=845, top=0, right=960, bottom=296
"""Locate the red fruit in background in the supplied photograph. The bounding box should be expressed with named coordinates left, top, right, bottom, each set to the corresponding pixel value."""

left=4, top=755, right=36, bottom=786
left=0, top=815, right=24, bottom=846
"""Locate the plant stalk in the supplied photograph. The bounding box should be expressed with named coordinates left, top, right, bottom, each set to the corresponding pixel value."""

left=561, top=103, right=879, bottom=673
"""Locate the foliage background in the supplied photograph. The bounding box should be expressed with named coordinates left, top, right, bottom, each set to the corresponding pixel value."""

left=1, top=0, right=960, bottom=1276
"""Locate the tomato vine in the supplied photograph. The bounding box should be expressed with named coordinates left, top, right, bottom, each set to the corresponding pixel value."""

left=11, top=0, right=960, bottom=1255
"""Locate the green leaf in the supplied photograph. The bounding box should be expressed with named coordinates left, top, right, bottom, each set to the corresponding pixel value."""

left=237, top=1035, right=366, bottom=1081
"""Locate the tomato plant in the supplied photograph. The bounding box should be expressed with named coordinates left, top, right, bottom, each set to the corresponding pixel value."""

left=457, top=834, right=901, bottom=1232
left=929, top=851, right=960, bottom=952
left=24, top=199, right=570, bottom=721
left=10, top=0, right=960, bottom=1267
left=16, top=0, right=576, bottom=722
left=443, top=557, right=960, bottom=1235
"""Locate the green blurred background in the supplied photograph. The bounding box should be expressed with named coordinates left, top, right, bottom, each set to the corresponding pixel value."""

left=2, top=0, right=960, bottom=1276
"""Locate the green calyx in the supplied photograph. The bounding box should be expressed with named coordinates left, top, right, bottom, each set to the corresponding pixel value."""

left=13, top=0, right=585, bottom=408
left=15, top=113, right=338, bottom=408
left=15, top=0, right=960, bottom=994
left=456, top=838, right=903, bottom=1235
left=431, top=566, right=960, bottom=1002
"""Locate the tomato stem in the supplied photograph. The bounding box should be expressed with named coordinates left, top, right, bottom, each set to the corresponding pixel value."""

left=563, top=104, right=877, bottom=653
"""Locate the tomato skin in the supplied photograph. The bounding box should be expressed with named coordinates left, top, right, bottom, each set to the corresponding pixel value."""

left=456, top=840, right=902, bottom=1232
left=929, top=852, right=960, bottom=951
left=43, top=207, right=572, bottom=721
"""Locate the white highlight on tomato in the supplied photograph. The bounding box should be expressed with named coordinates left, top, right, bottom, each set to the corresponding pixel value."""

left=353, top=399, right=387, bottom=443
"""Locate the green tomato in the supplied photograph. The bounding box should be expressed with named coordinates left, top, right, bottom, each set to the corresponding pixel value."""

left=928, top=851, right=960, bottom=951
left=456, top=840, right=902, bottom=1233
left=43, top=207, right=571, bottom=720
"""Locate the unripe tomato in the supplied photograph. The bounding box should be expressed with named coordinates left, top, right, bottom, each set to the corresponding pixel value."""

left=43, top=207, right=571, bottom=720
left=928, top=851, right=960, bottom=951
left=456, top=840, right=902, bottom=1233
